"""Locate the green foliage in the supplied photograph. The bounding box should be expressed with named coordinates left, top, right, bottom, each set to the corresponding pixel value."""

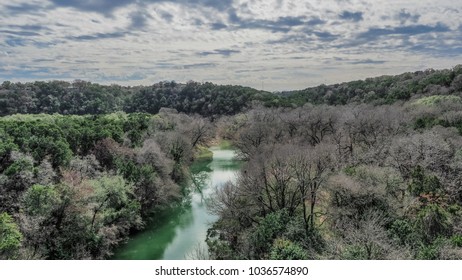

left=0, top=114, right=154, bottom=169
left=0, top=212, right=22, bottom=259
left=250, top=210, right=290, bottom=257
left=413, top=95, right=462, bottom=106
left=416, top=244, right=440, bottom=260
left=342, top=245, right=370, bottom=260
left=451, top=234, right=462, bottom=247
left=408, top=166, right=442, bottom=196
left=1, top=65, right=461, bottom=116
left=0, top=120, right=73, bottom=167
left=115, top=159, right=167, bottom=215
left=415, top=237, right=450, bottom=260
left=413, top=116, right=445, bottom=130
left=388, top=219, right=416, bottom=246
left=415, top=204, right=452, bottom=244
left=421, top=70, right=454, bottom=87
left=126, top=81, right=265, bottom=116
left=0, top=110, right=207, bottom=259
left=343, top=166, right=357, bottom=176
left=269, top=238, right=308, bottom=260
left=22, top=185, right=60, bottom=216
left=387, top=86, right=411, bottom=101
left=206, top=226, right=237, bottom=260
left=0, top=129, right=18, bottom=169
left=276, top=66, right=461, bottom=106
left=3, top=156, right=34, bottom=177
left=124, top=113, right=151, bottom=147
left=90, top=175, right=141, bottom=228
left=115, top=157, right=142, bottom=182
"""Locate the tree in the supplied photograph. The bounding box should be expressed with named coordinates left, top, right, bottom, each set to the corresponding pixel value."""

left=341, top=211, right=403, bottom=260
left=0, top=212, right=22, bottom=259
left=88, top=175, right=142, bottom=235
left=19, top=184, right=61, bottom=259
left=249, top=210, right=291, bottom=258
left=388, top=129, right=454, bottom=179
left=22, top=184, right=60, bottom=217
left=328, top=172, right=393, bottom=236
left=270, top=238, right=308, bottom=260
left=415, top=204, right=452, bottom=244
left=291, top=143, right=333, bottom=232
left=186, top=116, right=214, bottom=148
left=408, top=166, right=442, bottom=196
left=0, top=152, right=35, bottom=213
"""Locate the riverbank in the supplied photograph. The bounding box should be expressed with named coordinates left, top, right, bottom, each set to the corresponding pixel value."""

left=112, top=145, right=240, bottom=260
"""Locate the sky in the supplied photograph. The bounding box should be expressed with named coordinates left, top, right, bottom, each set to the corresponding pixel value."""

left=0, top=0, right=461, bottom=91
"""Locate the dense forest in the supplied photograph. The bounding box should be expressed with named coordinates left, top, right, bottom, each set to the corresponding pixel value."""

left=0, top=80, right=271, bottom=117
left=209, top=102, right=462, bottom=259
left=2, top=65, right=462, bottom=259
left=0, top=110, right=214, bottom=259
left=2, top=65, right=461, bottom=117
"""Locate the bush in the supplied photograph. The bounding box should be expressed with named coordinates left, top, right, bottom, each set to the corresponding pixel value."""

left=270, top=238, right=308, bottom=260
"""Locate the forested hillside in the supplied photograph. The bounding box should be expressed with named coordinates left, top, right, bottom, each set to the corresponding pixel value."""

left=2, top=65, right=462, bottom=260
left=1, top=65, right=461, bottom=116
left=274, top=65, right=462, bottom=106
left=0, top=80, right=270, bottom=117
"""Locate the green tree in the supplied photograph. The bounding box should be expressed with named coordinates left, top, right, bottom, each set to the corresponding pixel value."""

left=270, top=238, right=308, bottom=260
left=408, top=166, right=442, bottom=196
left=22, top=185, right=60, bottom=216
left=249, top=210, right=290, bottom=258
left=415, top=204, right=452, bottom=244
left=0, top=212, right=22, bottom=259
left=89, top=175, right=142, bottom=233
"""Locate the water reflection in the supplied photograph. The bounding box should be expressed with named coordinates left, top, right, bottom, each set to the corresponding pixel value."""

left=112, top=147, right=240, bottom=260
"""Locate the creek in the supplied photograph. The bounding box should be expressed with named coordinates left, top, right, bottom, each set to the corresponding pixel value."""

left=112, top=146, right=240, bottom=260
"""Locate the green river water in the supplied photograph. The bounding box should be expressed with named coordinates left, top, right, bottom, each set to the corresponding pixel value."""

left=112, top=146, right=240, bottom=260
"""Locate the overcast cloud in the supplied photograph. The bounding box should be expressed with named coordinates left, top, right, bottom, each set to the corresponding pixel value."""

left=0, top=0, right=461, bottom=91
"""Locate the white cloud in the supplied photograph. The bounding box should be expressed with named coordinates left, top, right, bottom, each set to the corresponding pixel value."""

left=0, top=0, right=461, bottom=91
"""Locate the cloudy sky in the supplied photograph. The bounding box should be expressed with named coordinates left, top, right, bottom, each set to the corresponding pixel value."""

left=0, top=0, right=461, bottom=91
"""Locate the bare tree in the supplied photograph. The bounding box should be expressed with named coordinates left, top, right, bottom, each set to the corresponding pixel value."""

left=185, top=115, right=214, bottom=148
left=388, top=128, right=454, bottom=179
left=343, top=211, right=411, bottom=259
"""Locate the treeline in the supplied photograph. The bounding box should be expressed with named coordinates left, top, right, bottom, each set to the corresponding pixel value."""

left=1, top=65, right=461, bottom=117
left=275, top=65, right=462, bottom=106
left=0, top=110, right=213, bottom=259
left=208, top=98, right=462, bottom=260
left=0, top=80, right=270, bottom=117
